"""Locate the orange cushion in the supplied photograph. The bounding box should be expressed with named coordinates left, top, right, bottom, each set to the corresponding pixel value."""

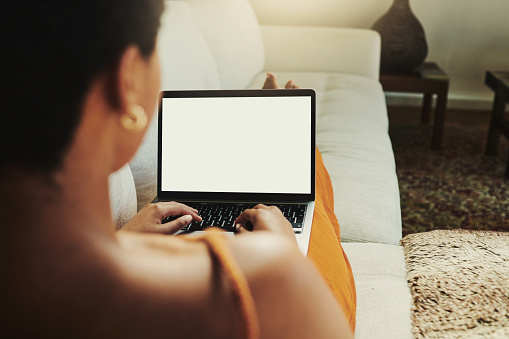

left=307, top=148, right=357, bottom=332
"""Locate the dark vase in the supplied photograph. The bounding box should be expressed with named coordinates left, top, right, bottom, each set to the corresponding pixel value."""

left=372, top=0, right=428, bottom=72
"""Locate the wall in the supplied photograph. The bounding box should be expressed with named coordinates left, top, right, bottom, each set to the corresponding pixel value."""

left=248, top=0, right=509, bottom=109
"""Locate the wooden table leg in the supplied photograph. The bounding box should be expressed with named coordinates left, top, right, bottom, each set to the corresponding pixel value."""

left=485, top=94, right=504, bottom=156
left=421, top=93, right=432, bottom=124
left=431, top=86, right=448, bottom=150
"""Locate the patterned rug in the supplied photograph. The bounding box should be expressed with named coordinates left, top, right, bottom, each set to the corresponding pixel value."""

left=400, top=230, right=509, bottom=338
left=389, top=122, right=509, bottom=236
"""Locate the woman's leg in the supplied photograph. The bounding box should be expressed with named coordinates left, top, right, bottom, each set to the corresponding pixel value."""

left=308, top=149, right=357, bottom=332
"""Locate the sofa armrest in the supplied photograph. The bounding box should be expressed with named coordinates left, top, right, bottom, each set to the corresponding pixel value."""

left=261, top=25, right=381, bottom=81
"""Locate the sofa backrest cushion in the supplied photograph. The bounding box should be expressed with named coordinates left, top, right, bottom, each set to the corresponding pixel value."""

left=129, top=116, right=159, bottom=211
left=109, top=163, right=137, bottom=229
left=186, top=0, right=265, bottom=89
left=159, top=1, right=220, bottom=90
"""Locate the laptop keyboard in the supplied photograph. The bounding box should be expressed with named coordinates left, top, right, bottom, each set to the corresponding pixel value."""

left=163, top=202, right=307, bottom=234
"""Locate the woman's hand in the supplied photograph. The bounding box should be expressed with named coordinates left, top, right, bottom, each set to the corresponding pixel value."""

left=119, top=202, right=202, bottom=235
left=235, top=204, right=297, bottom=243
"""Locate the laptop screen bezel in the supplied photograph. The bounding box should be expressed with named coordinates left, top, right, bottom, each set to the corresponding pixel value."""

left=156, top=89, right=316, bottom=203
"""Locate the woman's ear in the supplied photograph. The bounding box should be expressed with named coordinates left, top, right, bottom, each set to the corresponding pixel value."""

left=113, top=42, right=160, bottom=124
left=116, top=45, right=146, bottom=115
left=114, top=45, right=158, bottom=134
left=108, top=45, right=159, bottom=171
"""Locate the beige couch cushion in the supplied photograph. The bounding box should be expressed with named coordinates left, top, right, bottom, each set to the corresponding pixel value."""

left=158, top=1, right=220, bottom=91
left=342, top=243, right=413, bottom=339
left=108, top=164, right=137, bottom=229
left=187, top=0, right=265, bottom=89
left=260, top=25, right=381, bottom=81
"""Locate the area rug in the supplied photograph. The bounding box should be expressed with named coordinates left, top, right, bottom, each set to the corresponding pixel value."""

left=400, top=230, right=509, bottom=338
left=390, top=123, right=509, bottom=236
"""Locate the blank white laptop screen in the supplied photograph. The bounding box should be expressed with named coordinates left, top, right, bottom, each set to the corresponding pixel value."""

left=160, top=96, right=312, bottom=194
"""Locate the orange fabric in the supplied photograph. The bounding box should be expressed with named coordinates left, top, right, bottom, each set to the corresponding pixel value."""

left=189, top=231, right=260, bottom=339
left=307, top=148, right=357, bottom=332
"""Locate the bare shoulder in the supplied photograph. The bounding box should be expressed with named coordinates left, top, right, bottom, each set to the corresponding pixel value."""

left=107, top=232, right=242, bottom=338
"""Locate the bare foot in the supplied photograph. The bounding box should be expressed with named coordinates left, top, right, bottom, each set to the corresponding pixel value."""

left=262, top=72, right=300, bottom=89
left=284, top=80, right=300, bottom=89
left=262, top=72, right=280, bottom=89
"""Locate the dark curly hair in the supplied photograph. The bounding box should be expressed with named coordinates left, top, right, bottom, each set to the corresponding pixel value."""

left=2, top=0, right=164, bottom=173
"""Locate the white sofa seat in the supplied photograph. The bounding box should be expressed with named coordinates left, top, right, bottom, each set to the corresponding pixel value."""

left=343, top=243, right=413, bottom=338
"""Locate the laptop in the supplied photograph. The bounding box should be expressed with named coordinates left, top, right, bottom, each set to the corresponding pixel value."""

left=153, top=89, right=316, bottom=255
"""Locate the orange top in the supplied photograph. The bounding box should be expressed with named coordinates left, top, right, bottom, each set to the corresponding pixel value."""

left=187, top=231, right=260, bottom=339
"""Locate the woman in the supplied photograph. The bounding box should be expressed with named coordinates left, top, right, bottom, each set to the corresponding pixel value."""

left=2, top=1, right=354, bottom=337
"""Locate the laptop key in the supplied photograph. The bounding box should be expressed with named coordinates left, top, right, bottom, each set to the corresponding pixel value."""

left=187, top=222, right=202, bottom=232
left=162, top=215, right=180, bottom=224
left=222, top=223, right=236, bottom=232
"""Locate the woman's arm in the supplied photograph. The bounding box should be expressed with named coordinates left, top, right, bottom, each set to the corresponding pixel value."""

left=229, top=233, right=354, bottom=339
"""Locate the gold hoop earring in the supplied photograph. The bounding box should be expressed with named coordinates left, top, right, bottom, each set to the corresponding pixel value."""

left=120, top=104, right=148, bottom=133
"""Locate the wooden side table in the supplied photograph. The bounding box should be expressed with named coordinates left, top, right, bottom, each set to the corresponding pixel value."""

left=485, top=70, right=509, bottom=179
left=380, top=62, right=450, bottom=150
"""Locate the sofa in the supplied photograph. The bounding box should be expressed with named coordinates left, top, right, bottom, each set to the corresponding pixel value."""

left=108, top=0, right=414, bottom=337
